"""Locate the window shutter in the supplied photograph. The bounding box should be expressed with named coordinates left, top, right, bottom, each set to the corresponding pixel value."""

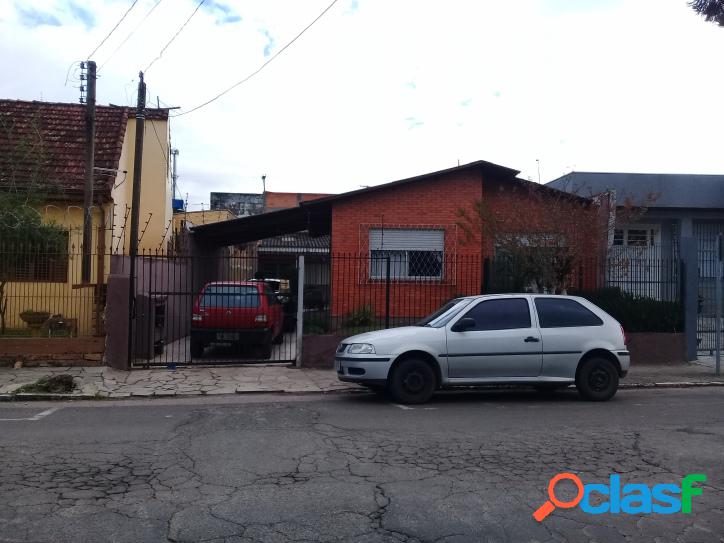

left=369, top=229, right=444, bottom=251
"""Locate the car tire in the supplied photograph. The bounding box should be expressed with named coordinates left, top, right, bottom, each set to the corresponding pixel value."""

left=273, top=331, right=284, bottom=345
left=388, top=358, right=436, bottom=404
left=190, top=334, right=204, bottom=358
left=576, top=357, right=619, bottom=401
left=259, top=343, right=273, bottom=359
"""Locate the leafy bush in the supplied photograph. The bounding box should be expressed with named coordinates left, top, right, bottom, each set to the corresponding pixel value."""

left=344, top=305, right=374, bottom=328
left=574, top=287, right=684, bottom=333
left=303, top=314, right=330, bottom=335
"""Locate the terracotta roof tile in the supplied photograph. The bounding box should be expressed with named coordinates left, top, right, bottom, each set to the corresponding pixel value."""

left=0, top=99, right=168, bottom=201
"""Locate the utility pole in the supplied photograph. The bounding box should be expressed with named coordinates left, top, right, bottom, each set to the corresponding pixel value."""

left=171, top=149, right=179, bottom=199
left=127, top=71, right=146, bottom=365
left=82, top=60, right=97, bottom=283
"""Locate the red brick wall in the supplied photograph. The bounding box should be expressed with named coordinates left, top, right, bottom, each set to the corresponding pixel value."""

left=329, top=170, right=604, bottom=319
left=330, top=170, right=483, bottom=318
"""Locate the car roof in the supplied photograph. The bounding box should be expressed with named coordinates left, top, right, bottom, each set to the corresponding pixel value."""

left=204, top=281, right=263, bottom=287
left=459, top=293, right=585, bottom=301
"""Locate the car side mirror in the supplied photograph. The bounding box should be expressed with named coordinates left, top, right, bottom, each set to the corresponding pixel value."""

left=451, top=317, right=475, bottom=332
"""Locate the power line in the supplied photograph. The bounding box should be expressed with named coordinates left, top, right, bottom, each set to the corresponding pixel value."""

left=88, top=0, right=140, bottom=59
left=144, top=0, right=206, bottom=73
left=99, top=0, right=164, bottom=71
left=171, top=0, right=341, bottom=118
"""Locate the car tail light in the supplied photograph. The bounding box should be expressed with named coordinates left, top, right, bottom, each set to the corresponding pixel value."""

left=192, top=310, right=206, bottom=322
left=620, top=325, right=628, bottom=346
left=255, top=314, right=267, bottom=323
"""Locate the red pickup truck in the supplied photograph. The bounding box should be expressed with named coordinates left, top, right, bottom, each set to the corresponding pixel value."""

left=190, top=281, right=284, bottom=358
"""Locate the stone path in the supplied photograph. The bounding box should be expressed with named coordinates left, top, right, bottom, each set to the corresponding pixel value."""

left=1, top=363, right=723, bottom=399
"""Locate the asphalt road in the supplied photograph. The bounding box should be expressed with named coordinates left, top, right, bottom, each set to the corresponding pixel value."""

left=1, top=387, right=723, bottom=543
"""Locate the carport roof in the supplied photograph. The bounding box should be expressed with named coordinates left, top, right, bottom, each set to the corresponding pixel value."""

left=191, top=160, right=522, bottom=247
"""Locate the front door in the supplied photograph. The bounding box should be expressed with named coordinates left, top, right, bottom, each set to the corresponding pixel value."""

left=446, top=298, right=542, bottom=379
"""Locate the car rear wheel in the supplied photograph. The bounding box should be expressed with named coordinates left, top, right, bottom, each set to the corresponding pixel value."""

left=190, top=334, right=204, bottom=358
left=273, top=331, right=284, bottom=345
left=258, top=343, right=272, bottom=359
left=576, top=357, right=619, bottom=401
left=388, top=358, right=436, bottom=404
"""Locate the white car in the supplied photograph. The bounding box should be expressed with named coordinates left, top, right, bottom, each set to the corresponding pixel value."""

left=335, top=294, right=630, bottom=404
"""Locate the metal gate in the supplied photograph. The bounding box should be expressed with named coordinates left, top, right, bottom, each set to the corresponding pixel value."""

left=130, top=250, right=298, bottom=367
left=695, top=223, right=723, bottom=355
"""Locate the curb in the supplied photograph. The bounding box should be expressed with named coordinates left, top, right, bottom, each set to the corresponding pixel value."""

left=620, top=381, right=724, bottom=389
left=0, top=387, right=364, bottom=402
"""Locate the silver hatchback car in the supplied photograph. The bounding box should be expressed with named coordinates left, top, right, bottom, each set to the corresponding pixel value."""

left=335, top=294, right=630, bottom=404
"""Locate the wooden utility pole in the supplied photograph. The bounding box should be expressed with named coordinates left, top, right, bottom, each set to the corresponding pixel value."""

left=82, top=60, right=97, bottom=283
left=127, top=71, right=146, bottom=365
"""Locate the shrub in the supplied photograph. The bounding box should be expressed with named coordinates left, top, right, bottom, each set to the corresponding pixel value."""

left=344, top=305, right=374, bottom=328
left=303, top=314, right=330, bottom=335
left=574, top=287, right=684, bottom=333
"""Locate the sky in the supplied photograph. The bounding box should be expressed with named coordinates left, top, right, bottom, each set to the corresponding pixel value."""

left=1, top=0, right=724, bottom=210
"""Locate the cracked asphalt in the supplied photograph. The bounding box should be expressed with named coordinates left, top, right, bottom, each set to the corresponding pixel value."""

left=1, top=388, right=723, bottom=543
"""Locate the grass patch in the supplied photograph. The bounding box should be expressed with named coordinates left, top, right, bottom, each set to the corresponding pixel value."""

left=14, top=374, right=76, bottom=394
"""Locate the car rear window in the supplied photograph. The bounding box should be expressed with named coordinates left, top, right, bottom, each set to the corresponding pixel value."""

left=534, top=298, right=603, bottom=328
left=200, top=285, right=260, bottom=308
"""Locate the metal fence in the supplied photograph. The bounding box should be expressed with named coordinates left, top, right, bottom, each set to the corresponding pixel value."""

left=0, top=241, right=110, bottom=338
left=303, top=253, right=482, bottom=335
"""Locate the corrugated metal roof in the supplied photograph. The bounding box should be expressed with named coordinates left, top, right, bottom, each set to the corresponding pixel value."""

left=258, top=232, right=329, bottom=254
left=547, top=172, right=724, bottom=209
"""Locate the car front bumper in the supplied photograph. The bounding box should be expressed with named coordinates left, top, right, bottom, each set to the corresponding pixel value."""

left=335, top=355, right=393, bottom=383
left=615, top=350, right=631, bottom=377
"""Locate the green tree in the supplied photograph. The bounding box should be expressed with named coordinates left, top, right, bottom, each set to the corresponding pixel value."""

left=689, top=0, right=724, bottom=26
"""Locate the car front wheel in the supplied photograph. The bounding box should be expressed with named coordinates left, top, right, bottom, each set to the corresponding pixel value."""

left=576, top=357, right=619, bottom=401
left=388, top=358, right=436, bottom=404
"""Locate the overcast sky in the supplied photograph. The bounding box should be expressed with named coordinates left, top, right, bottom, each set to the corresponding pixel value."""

left=1, top=0, right=723, bottom=210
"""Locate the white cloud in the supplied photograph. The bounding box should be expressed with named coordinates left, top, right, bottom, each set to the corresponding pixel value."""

left=2, top=0, right=724, bottom=210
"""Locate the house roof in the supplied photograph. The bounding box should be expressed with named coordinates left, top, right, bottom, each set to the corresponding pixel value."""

left=0, top=99, right=168, bottom=201
left=192, top=160, right=522, bottom=246
left=258, top=232, right=330, bottom=254
left=546, top=171, right=724, bottom=209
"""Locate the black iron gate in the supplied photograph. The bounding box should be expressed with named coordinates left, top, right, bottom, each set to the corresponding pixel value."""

left=696, top=224, right=724, bottom=354
left=130, top=250, right=298, bottom=367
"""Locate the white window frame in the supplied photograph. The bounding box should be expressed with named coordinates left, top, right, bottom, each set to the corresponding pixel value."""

left=369, top=228, right=445, bottom=281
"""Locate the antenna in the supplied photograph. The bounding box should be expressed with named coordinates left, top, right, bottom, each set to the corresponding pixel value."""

left=536, top=159, right=541, bottom=184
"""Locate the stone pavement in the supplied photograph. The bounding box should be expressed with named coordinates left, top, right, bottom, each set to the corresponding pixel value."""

left=0, top=362, right=723, bottom=399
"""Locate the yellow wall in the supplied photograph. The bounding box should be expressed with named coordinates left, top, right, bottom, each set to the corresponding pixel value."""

left=172, top=209, right=235, bottom=232
left=2, top=116, right=172, bottom=337
left=111, top=118, right=172, bottom=254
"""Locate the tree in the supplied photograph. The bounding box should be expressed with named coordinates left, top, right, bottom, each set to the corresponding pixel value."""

left=0, top=116, right=67, bottom=334
left=689, top=0, right=724, bottom=26
left=456, top=180, right=657, bottom=294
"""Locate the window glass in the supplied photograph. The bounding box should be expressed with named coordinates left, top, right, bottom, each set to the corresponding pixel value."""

left=370, top=249, right=443, bottom=280
left=626, top=229, right=648, bottom=246
left=534, top=298, right=603, bottom=328
left=613, top=229, right=624, bottom=246
left=201, top=285, right=260, bottom=308
left=417, top=298, right=472, bottom=328
left=459, top=298, right=531, bottom=331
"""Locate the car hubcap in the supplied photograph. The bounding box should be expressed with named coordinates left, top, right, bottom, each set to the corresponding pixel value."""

left=402, top=371, right=425, bottom=393
left=589, top=367, right=610, bottom=391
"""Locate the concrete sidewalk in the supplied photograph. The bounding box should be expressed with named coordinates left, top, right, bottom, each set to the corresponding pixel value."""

left=0, top=362, right=723, bottom=400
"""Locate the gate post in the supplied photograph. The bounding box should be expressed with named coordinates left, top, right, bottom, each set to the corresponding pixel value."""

left=681, top=237, right=698, bottom=362
left=295, top=255, right=305, bottom=368
left=385, top=256, right=391, bottom=329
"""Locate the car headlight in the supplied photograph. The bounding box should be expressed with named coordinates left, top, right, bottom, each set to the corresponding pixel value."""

left=347, top=343, right=376, bottom=354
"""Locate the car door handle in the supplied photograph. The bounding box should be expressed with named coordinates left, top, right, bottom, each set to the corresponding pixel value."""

left=524, top=336, right=540, bottom=343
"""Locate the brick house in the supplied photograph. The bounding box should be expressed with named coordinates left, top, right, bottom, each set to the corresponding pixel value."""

left=192, top=160, right=605, bottom=322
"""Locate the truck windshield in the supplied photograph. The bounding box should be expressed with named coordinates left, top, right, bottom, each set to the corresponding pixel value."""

left=416, top=298, right=472, bottom=328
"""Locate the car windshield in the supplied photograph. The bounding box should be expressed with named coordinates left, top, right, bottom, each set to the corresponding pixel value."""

left=416, top=298, right=472, bottom=328
left=201, top=285, right=260, bottom=308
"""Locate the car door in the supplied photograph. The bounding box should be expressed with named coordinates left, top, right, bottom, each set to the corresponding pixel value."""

left=533, top=297, right=604, bottom=378
left=446, top=297, right=542, bottom=379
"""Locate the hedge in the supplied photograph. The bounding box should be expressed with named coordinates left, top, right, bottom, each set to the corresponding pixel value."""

left=573, top=287, right=684, bottom=333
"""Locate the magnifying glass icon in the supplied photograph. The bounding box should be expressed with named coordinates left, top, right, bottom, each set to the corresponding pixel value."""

left=533, top=473, right=584, bottom=522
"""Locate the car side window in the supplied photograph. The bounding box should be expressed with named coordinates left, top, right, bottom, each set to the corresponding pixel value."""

left=459, top=298, right=531, bottom=331
left=264, top=286, right=276, bottom=306
left=534, top=298, right=603, bottom=328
